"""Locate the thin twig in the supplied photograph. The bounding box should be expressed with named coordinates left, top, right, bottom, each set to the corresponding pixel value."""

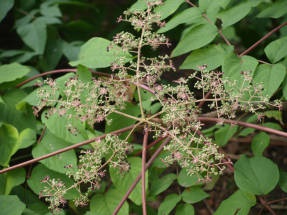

left=239, top=22, right=287, bottom=56
left=141, top=126, right=149, bottom=215
left=113, top=137, right=172, bottom=214
left=135, top=136, right=166, bottom=156
left=37, top=126, right=47, bottom=144
left=259, top=197, right=276, bottom=215
left=198, top=116, right=287, bottom=138
left=0, top=125, right=136, bottom=174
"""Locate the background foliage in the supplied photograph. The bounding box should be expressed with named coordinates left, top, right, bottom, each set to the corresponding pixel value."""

left=1, top=0, right=287, bottom=214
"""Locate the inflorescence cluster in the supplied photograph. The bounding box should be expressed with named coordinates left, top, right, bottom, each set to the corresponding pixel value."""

left=34, top=0, right=277, bottom=212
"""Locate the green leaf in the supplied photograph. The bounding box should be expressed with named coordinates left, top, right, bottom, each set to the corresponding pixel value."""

left=222, top=54, right=258, bottom=96
left=16, top=18, right=47, bottom=54
left=171, top=23, right=218, bottom=57
left=0, top=195, right=25, bottom=215
left=110, top=157, right=148, bottom=205
left=257, top=1, right=287, bottom=19
left=214, top=124, right=238, bottom=146
left=180, top=44, right=233, bottom=71
left=18, top=128, right=36, bottom=149
left=251, top=132, right=270, bottom=157
left=0, top=63, right=30, bottom=84
left=90, top=188, right=129, bottom=215
left=40, top=2, right=61, bottom=17
left=0, top=168, right=25, bottom=195
left=181, top=186, right=209, bottom=204
left=27, top=164, right=77, bottom=199
left=70, top=37, right=131, bottom=68
left=175, top=203, right=195, bottom=215
left=11, top=186, right=49, bottom=214
left=177, top=168, right=204, bottom=187
left=154, top=0, right=184, bottom=20
left=149, top=173, right=176, bottom=196
left=158, top=193, right=181, bottom=215
left=42, top=113, right=86, bottom=144
left=0, top=0, right=14, bottom=23
left=77, top=65, right=92, bottom=82
left=218, top=1, right=260, bottom=29
left=253, top=63, right=286, bottom=99
left=0, top=123, right=18, bottom=166
left=32, top=131, right=77, bottom=174
left=40, top=28, right=63, bottom=71
left=105, top=102, right=141, bottom=138
left=279, top=170, right=287, bottom=193
left=62, top=41, right=83, bottom=61
left=264, top=36, right=287, bottom=63
left=214, top=190, right=256, bottom=215
left=158, top=8, right=202, bottom=33
left=234, top=156, right=279, bottom=195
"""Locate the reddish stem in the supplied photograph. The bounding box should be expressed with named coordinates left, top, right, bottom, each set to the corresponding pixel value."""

left=259, top=197, right=276, bottom=215
left=141, top=127, right=149, bottom=215
left=198, top=116, right=287, bottom=138
left=240, top=22, right=287, bottom=57
left=0, top=125, right=136, bottom=174
left=113, top=137, right=172, bottom=214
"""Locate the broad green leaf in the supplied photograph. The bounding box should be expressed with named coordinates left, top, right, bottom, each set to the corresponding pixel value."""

left=42, top=113, right=86, bottom=143
left=158, top=193, right=181, bottom=215
left=175, top=203, right=195, bottom=215
left=215, top=124, right=238, bottom=146
left=0, top=102, right=36, bottom=131
left=18, top=128, right=36, bottom=149
left=154, top=0, right=184, bottom=20
left=222, top=54, right=258, bottom=96
left=40, top=2, right=61, bottom=17
left=257, top=1, right=287, bottom=18
left=110, top=157, right=148, bottom=205
left=171, top=23, right=218, bottom=57
left=253, top=63, right=286, bottom=99
left=0, top=195, right=25, bottom=215
left=32, top=131, right=77, bottom=174
left=251, top=132, right=270, bottom=157
left=16, top=18, right=47, bottom=54
left=0, top=123, right=18, bottom=166
left=70, top=37, right=131, bottom=68
left=0, top=63, right=30, bottom=84
left=3, top=168, right=25, bottom=195
left=264, top=110, right=282, bottom=124
left=279, top=171, right=287, bottom=193
left=11, top=186, right=49, bottom=214
left=129, top=0, right=146, bottom=11
left=214, top=190, right=256, bottom=215
left=77, top=65, right=92, bottom=82
left=181, top=186, right=209, bottom=204
left=200, top=0, right=232, bottom=21
left=218, top=1, right=260, bottom=29
left=62, top=41, right=83, bottom=61
left=27, top=164, right=77, bottom=199
left=105, top=102, right=141, bottom=138
left=150, top=173, right=176, bottom=196
left=90, top=188, right=129, bottom=215
left=264, top=36, right=287, bottom=63
left=0, top=0, right=14, bottom=23
left=40, top=28, right=63, bottom=71
left=177, top=168, right=203, bottom=187
left=234, top=156, right=279, bottom=195
left=158, top=8, right=202, bottom=33
left=180, top=44, right=233, bottom=71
